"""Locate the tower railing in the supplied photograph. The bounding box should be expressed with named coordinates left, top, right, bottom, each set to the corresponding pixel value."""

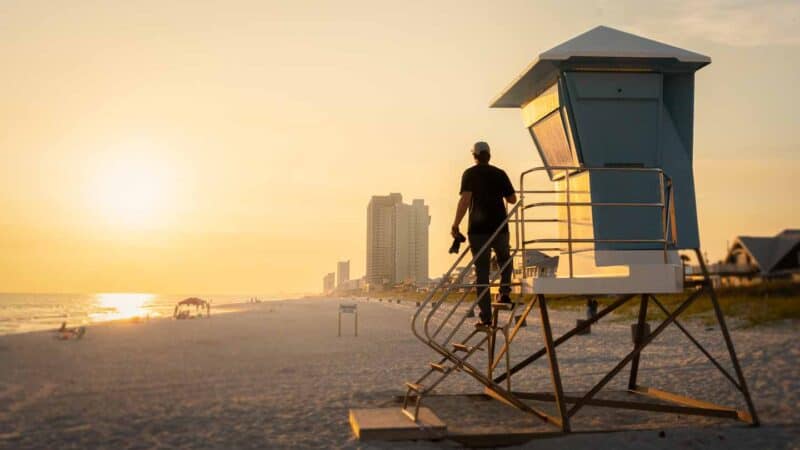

left=519, top=166, right=675, bottom=278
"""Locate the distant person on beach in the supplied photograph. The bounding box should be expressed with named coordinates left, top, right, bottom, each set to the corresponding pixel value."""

left=55, top=322, right=86, bottom=340
left=451, top=141, right=517, bottom=326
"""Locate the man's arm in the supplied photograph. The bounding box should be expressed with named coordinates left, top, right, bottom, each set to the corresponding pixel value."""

left=502, top=170, right=517, bottom=205
left=451, top=191, right=471, bottom=238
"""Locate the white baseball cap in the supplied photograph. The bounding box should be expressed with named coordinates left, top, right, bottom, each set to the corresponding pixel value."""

left=472, top=141, right=490, bottom=155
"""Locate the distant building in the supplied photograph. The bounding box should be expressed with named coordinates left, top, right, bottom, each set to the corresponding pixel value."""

left=322, top=272, right=335, bottom=294
left=395, top=199, right=430, bottom=284
left=337, top=260, right=350, bottom=287
left=367, top=193, right=402, bottom=287
left=717, top=229, right=800, bottom=285
left=338, top=277, right=364, bottom=292
left=519, top=250, right=559, bottom=278
left=449, top=267, right=476, bottom=288
left=366, top=193, right=430, bottom=287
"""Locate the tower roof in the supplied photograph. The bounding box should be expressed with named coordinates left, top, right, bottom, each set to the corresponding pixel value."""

left=491, top=26, right=711, bottom=108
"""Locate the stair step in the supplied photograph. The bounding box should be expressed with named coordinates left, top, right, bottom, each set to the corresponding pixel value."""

left=405, top=382, right=424, bottom=392
left=429, top=362, right=449, bottom=373
left=474, top=323, right=496, bottom=332
left=453, top=343, right=482, bottom=352
left=491, top=302, right=516, bottom=311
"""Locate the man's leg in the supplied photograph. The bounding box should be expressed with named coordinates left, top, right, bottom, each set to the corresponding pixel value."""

left=469, top=233, right=492, bottom=324
left=493, top=232, right=513, bottom=299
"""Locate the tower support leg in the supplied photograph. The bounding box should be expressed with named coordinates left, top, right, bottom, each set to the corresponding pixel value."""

left=538, top=294, right=570, bottom=432
left=695, top=248, right=760, bottom=425
left=628, top=294, right=649, bottom=389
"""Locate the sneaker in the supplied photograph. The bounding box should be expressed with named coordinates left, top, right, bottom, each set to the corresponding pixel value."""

left=474, top=320, right=492, bottom=329
left=465, top=309, right=475, bottom=318
left=497, top=294, right=513, bottom=305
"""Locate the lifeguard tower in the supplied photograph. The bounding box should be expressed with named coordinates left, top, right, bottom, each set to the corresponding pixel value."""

left=349, top=26, right=758, bottom=444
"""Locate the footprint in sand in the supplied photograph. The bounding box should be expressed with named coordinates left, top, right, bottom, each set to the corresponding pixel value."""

left=7, top=382, right=58, bottom=414
left=0, top=383, right=23, bottom=401
left=0, top=383, right=23, bottom=420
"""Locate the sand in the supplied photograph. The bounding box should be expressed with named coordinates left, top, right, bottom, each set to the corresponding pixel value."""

left=0, top=298, right=797, bottom=449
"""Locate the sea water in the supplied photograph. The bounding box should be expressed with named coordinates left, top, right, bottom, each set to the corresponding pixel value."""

left=0, top=293, right=266, bottom=335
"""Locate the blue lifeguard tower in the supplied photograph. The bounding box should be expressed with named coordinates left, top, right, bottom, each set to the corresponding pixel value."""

left=349, top=26, right=758, bottom=445
left=492, top=25, right=711, bottom=295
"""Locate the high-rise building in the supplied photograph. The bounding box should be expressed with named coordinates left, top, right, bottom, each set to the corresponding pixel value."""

left=411, top=199, right=430, bottom=283
left=337, top=260, right=350, bottom=287
left=366, top=193, right=430, bottom=286
left=322, top=272, right=335, bottom=294
left=366, top=193, right=402, bottom=286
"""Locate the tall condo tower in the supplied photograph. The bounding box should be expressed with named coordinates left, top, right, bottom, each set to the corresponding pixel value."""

left=366, top=194, right=430, bottom=286
left=337, top=260, right=350, bottom=287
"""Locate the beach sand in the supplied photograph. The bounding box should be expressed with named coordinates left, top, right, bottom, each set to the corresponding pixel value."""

left=0, top=298, right=797, bottom=449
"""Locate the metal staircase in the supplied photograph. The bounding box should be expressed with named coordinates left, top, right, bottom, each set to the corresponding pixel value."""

left=401, top=165, right=675, bottom=428
left=401, top=197, right=560, bottom=424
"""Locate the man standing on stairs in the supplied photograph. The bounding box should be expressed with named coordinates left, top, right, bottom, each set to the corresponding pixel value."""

left=451, top=141, right=517, bottom=326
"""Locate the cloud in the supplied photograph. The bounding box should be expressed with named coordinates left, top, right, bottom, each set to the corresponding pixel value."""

left=675, top=0, right=800, bottom=47
left=603, top=0, right=800, bottom=47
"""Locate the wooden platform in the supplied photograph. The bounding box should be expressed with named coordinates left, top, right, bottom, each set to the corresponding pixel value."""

left=349, top=407, right=447, bottom=441
left=356, top=391, right=748, bottom=446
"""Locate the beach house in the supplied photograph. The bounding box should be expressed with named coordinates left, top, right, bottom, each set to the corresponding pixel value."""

left=717, top=229, right=800, bottom=285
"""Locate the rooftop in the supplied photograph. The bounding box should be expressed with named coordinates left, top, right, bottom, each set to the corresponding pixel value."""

left=491, top=26, right=711, bottom=108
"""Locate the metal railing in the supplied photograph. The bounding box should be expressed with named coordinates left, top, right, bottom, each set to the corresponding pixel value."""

left=519, top=166, right=675, bottom=277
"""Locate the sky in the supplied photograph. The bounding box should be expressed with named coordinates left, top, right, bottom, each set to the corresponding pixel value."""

left=0, top=0, right=798, bottom=295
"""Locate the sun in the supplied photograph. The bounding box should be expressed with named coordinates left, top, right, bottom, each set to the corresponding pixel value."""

left=89, top=152, right=172, bottom=228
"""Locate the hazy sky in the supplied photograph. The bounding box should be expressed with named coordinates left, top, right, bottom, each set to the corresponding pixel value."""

left=1, top=0, right=798, bottom=295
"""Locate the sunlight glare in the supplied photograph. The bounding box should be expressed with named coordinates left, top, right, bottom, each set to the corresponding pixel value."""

left=91, top=292, right=157, bottom=321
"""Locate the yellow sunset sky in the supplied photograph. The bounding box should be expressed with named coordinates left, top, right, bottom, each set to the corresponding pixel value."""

left=1, top=1, right=798, bottom=295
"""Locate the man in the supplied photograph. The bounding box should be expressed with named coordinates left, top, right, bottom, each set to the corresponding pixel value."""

left=451, top=141, right=517, bottom=326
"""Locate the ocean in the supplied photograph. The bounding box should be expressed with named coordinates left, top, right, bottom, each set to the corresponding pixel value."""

left=0, top=292, right=271, bottom=335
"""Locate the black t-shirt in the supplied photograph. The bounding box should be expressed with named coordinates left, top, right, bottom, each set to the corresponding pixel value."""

left=459, top=164, right=515, bottom=234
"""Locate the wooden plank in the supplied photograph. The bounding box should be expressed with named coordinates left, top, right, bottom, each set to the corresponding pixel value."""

left=483, top=385, right=519, bottom=409
left=631, top=386, right=738, bottom=412
left=349, top=408, right=446, bottom=441
left=632, top=386, right=753, bottom=423
left=483, top=386, right=561, bottom=429
left=512, top=391, right=740, bottom=419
